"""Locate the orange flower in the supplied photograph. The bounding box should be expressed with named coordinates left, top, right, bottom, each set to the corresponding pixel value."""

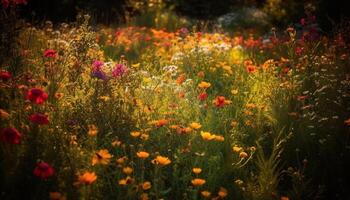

left=201, top=190, right=211, bottom=198
left=137, top=151, right=150, bottom=159
left=176, top=73, right=186, bottom=85
left=122, top=166, right=133, bottom=174
left=191, top=178, right=206, bottom=186
left=149, top=119, right=168, bottom=127
left=130, top=131, right=141, bottom=137
left=92, top=149, right=112, bottom=165
left=198, top=81, right=211, bottom=89
left=118, top=176, right=134, bottom=185
left=0, top=109, right=10, bottom=119
left=281, top=196, right=290, bottom=200
left=214, top=135, right=225, bottom=142
left=49, top=192, right=66, bottom=200
left=142, top=181, right=152, bottom=190
left=88, top=124, right=98, bottom=136
left=116, top=156, right=128, bottom=165
left=152, top=155, right=171, bottom=166
left=75, top=171, right=97, bottom=186
left=239, top=152, right=248, bottom=158
left=218, top=187, right=228, bottom=198
left=192, top=167, right=202, bottom=174
left=232, top=145, right=242, bottom=153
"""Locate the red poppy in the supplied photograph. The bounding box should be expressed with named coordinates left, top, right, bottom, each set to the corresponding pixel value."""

left=33, top=161, right=55, bottom=179
left=43, top=49, right=57, bottom=58
left=29, top=113, right=49, bottom=125
left=0, top=70, right=11, bottom=81
left=246, top=65, right=257, bottom=73
left=213, top=96, right=226, bottom=108
left=26, top=88, right=48, bottom=104
left=198, top=92, right=208, bottom=101
left=0, top=127, right=21, bottom=144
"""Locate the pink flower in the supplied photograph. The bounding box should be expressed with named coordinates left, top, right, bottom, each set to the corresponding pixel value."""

left=0, top=127, right=21, bottom=144
left=112, top=63, right=128, bottom=78
left=26, top=88, right=48, bottom=104
left=43, top=49, right=57, bottom=58
left=1, top=0, right=9, bottom=8
left=33, top=161, right=55, bottom=179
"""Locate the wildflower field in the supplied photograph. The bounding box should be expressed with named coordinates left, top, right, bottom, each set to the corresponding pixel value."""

left=1, top=1, right=350, bottom=200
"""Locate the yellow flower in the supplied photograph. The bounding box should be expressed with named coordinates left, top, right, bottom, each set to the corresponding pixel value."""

left=198, top=81, right=211, bottom=89
left=218, top=187, right=228, bottom=198
left=130, top=131, right=141, bottom=137
left=191, top=178, right=206, bottom=186
left=74, top=171, right=97, bottom=186
left=137, top=151, right=150, bottom=159
left=99, top=96, right=110, bottom=101
left=214, top=135, right=225, bottom=142
left=231, top=121, right=238, bottom=127
left=201, top=190, right=211, bottom=198
left=142, top=181, right=152, bottom=190
left=132, top=63, right=140, bottom=68
left=232, top=145, right=242, bottom=153
left=201, top=131, right=215, bottom=141
left=140, top=133, right=149, bottom=140
left=231, top=89, right=238, bottom=95
left=189, top=122, right=202, bottom=130
left=192, top=168, right=202, bottom=174
left=118, top=176, right=133, bottom=185
left=239, top=152, right=248, bottom=158
left=152, top=155, right=171, bottom=166
left=88, top=124, right=98, bottom=136
left=122, top=166, right=133, bottom=175
left=92, top=149, right=112, bottom=165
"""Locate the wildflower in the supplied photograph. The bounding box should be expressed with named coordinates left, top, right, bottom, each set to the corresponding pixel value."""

left=88, top=124, right=98, bottom=136
left=214, top=135, right=225, bottom=142
left=49, top=192, right=66, bottom=200
left=231, top=121, right=238, bottom=127
left=122, top=166, right=133, bottom=175
left=29, top=113, right=49, bottom=125
left=118, top=176, right=133, bottom=185
left=0, top=127, right=21, bottom=144
left=43, top=49, right=57, bottom=58
left=189, top=122, right=202, bottom=130
left=151, top=119, right=168, bottom=127
left=0, top=109, right=10, bottom=119
left=201, top=190, right=211, bottom=198
left=201, top=131, right=215, bottom=141
left=176, top=73, right=186, bottom=85
left=192, top=168, right=202, bottom=174
left=91, top=61, right=107, bottom=80
left=54, top=92, right=64, bottom=100
left=0, top=70, right=11, bottom=81
left=246, top=64, right=257, bottom=73
left=75, top=171, right=97, bottom=185
left=239, top=152, right=248, bottom=158
left=1, top=0, right=9, bottom=8
left=152, top=155, right=171, bottom=166
left=130, top=131, right=141, bottom=137
left=111, top=140, right=122, bottom=147
left=112, top=63, right=128, bottom=77
left=140, top=133, right=149, bottom=140
left=197, top=71, right=205, bottom=78
left=234, top=179, right=244, bottom=185
left=142, top=181, right=152, bottom=190
left=33, top=161, right=55, bottom=179
left=198, top=92, right=208, bottom=101
left=92, top=149, right=112, bottom=165
left=140, top=193, right=149, bottom=200
left=344, top=118, right=350, bottom=126
left=116, top=156, right=128, bottom=165
left=232, top=145, right=242, bottom=153
left=281, top=196, right=289, bottom=200
left=191, top=178, right=206, bottom=186
left=218, top=187, right=228, bottom=198
left=26, top=88, right=48, bottom=104
left=198, top=81, right=211, bottom=89
left=231, top=89, right=238, bottom=95
left=213, top=96, right=231, bottom=108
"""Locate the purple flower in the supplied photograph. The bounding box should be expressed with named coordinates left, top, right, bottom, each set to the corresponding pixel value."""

left=112, top=63, right=128, bottom=78
left=92, top=70, right=107, bottom=80
left=91, top=60, right=107, bottom=80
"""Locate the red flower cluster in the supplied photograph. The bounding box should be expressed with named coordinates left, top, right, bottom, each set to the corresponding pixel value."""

left=26, top=88, right=48, bottom=104
left=43, top=49, right=57, bottom=58
left=29, top=113, right=49, bottom=125
left=0, top=127, right=21, bottom=144
left=0, top=70, right=11, bottom=81
left=1, top=0, right=27, bottom=9
left=213, top=96, right=231, bottom=108
left=198, top=92, right=208, bottom=101
left=33, top=161, right=55, bottom=179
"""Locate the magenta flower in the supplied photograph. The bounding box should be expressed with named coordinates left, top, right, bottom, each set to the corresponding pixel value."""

left=112, top=63, right=128, bottom=78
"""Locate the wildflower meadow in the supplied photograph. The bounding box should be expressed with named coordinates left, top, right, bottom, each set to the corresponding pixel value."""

left=1, top=0, right=350, bottom=200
